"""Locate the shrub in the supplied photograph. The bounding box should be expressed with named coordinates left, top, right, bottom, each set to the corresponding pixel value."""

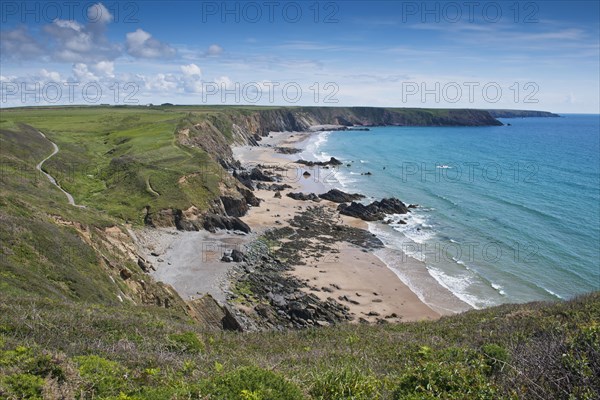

left=309, top=366, right=382, bottom=399
left=481, top=343, right=509, bottom=374
left=167, top=332, right=204, bottom=354
left=2, top=373, right=44, bottom=400
left=200, top=366, right=304, bottom=400
left=392, top=360, right=498, bottom=400
left=74, top=355, right=128, bottom=397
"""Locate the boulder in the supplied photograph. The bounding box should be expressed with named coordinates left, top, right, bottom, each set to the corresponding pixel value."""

left=220, top=195, right=249, bottom=217
left=231, top=249, right=245, bottom=262
left=286, top=192, right=321, bottom=202
left=337, top=197, right=409, bottom=221
left=295, top=157, right=343, bottom=167
left=203, top=214, right=251, bottom=233
left=318, top=189, right=365, bottom=203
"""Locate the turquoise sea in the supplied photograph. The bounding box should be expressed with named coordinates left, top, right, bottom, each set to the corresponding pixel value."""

left=304, top=115, right=600, bottom=310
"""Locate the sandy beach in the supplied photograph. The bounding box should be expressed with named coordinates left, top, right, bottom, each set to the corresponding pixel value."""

left=134, top=129, right=469, bottom=325
left=233, top=131, right=443, bottom=322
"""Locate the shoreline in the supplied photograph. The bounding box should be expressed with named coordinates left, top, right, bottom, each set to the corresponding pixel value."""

left=234, top=130, right=452, bottom=322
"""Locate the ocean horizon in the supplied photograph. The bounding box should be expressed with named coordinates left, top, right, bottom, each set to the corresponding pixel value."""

left=302, top=114, right=600, bottom=311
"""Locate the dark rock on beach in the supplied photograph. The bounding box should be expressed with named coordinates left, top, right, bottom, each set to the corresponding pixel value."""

left=318, top=189, right=365, bottom=203
left=203, top=214, right=251, bottom=234
left=287, top=192, right=321, bottom=202
left=274, top=147, right=303, bottom=154
left=338, top=198, right=410, bottom=221
left=295, top=157, right=343, bottom=167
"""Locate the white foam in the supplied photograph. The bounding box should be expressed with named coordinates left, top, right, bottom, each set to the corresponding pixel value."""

left=426, top=267, right=485, bottom=309
left=491, top=283, right=506, bottom=296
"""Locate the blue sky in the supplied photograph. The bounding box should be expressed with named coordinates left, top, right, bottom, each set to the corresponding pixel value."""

left=1, top=1, right=598, bottom=112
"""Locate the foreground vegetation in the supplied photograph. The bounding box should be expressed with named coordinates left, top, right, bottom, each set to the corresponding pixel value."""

left=1, top=106, right=598, bottom=398
left=0, top=293, right=598, bottom=399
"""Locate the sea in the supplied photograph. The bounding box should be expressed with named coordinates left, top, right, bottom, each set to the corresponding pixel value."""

left=301, top=114, right=600, bottom=312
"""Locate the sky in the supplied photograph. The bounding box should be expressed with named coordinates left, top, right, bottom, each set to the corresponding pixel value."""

left=1, top=0, right=599, bottom=112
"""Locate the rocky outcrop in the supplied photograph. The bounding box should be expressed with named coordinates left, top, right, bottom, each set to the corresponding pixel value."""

left=187, top=294, right=244, bottom=331
left=220, top=195, right=249, bottom=217
left=274, top=147, right=302, bottom=154
left=202, top=213, right=251, bottom=233
left=286, top=192, right=321, bottom=202
left=338, top=198, right=410, bottom=221
left=295, top=157, right=343, bottom=167
left=319, top=189, right=365, bottom=203
left=256, top=182, right=293, bottom=191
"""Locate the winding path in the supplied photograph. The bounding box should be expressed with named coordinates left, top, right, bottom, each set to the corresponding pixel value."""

left=36, top=131, right=85, bottom=208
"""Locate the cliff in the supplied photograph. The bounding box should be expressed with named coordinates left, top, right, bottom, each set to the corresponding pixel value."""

left=487, top=109, right=560, bottom=118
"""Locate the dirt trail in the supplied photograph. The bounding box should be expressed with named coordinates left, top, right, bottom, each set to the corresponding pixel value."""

left=36, top=131, right=85, bottom=208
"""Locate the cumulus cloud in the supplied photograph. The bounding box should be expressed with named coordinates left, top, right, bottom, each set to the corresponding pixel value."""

left=39, top=69, right=62, bottom=82
left=143, top=73, right=179, bottom=92
left=42, top=6, right=119, bottom=63
left=1, top=3, right=175, bottom=63
left=93, top=61, right=115, bottom=77
left=180, top=63, right=202, bottom=77
left=126, top=29, right=176, bottom=59
left=207, top=44, right=224, bottom=56
left=72, top=63, right=99, bottom=82
left=87, top=3, right=114, bottom=24
left=0, top=26, right=45, bottom=60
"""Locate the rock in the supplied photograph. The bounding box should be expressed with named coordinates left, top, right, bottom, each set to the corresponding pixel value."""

left=220, top=195, right=249, bottom=217
left=303, top=171, right=311, bottom=177
left=361, top=171, right=372, bottom=176
left=137, top=257, right=151, bottom=273
left=256, top=183, right=293, bottom=191
left=337, top=202, right=383, bottom=221
left=287, top=192, right=321, bottom=202
left=249, top=167, right=275, bottom=182
left=221, top=255, right=233, bottom=262
left=274, top=191, right=282, bottom=198
left=367, top=311, right=380, bottom=316
left=319, top=189, right=365, bottom=203
left=203, top=214, right=251, bottom=234
left=150, top=251, right=160, bottom=257
left=274, top=147, right=302, bottom=154
left=337, top=197, right=410, bottom=221
left=231, top=249, right=245, bottom=262
left=120, top=268, right=132, bottom=280
left=295, top=157, right=343, bottom=167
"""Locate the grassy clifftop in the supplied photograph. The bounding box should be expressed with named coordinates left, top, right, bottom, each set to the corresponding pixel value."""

left=0, top=292, right=598, bottom=399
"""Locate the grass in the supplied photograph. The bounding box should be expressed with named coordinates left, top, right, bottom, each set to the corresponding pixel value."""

left=0, top=293, right=598, bottom=399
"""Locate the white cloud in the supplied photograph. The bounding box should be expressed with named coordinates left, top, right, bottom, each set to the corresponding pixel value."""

left=87, top=3, right=114, bottom=24
left=93, top=61, right=115, bottom=77
left=43, top=17, right=119, bottom=62
left=144, top=73, right=179, bottom=92
left=180, top=63, right=202, bottom=77
left=207, top=44, right=223, bottom=56
left=126, top=29, right=176, bottom=59
left=72, top=63, right=99, bottom=81
left=0, top=27, right=45, bottom=60
left=39, top=69, right=61, bottom=82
